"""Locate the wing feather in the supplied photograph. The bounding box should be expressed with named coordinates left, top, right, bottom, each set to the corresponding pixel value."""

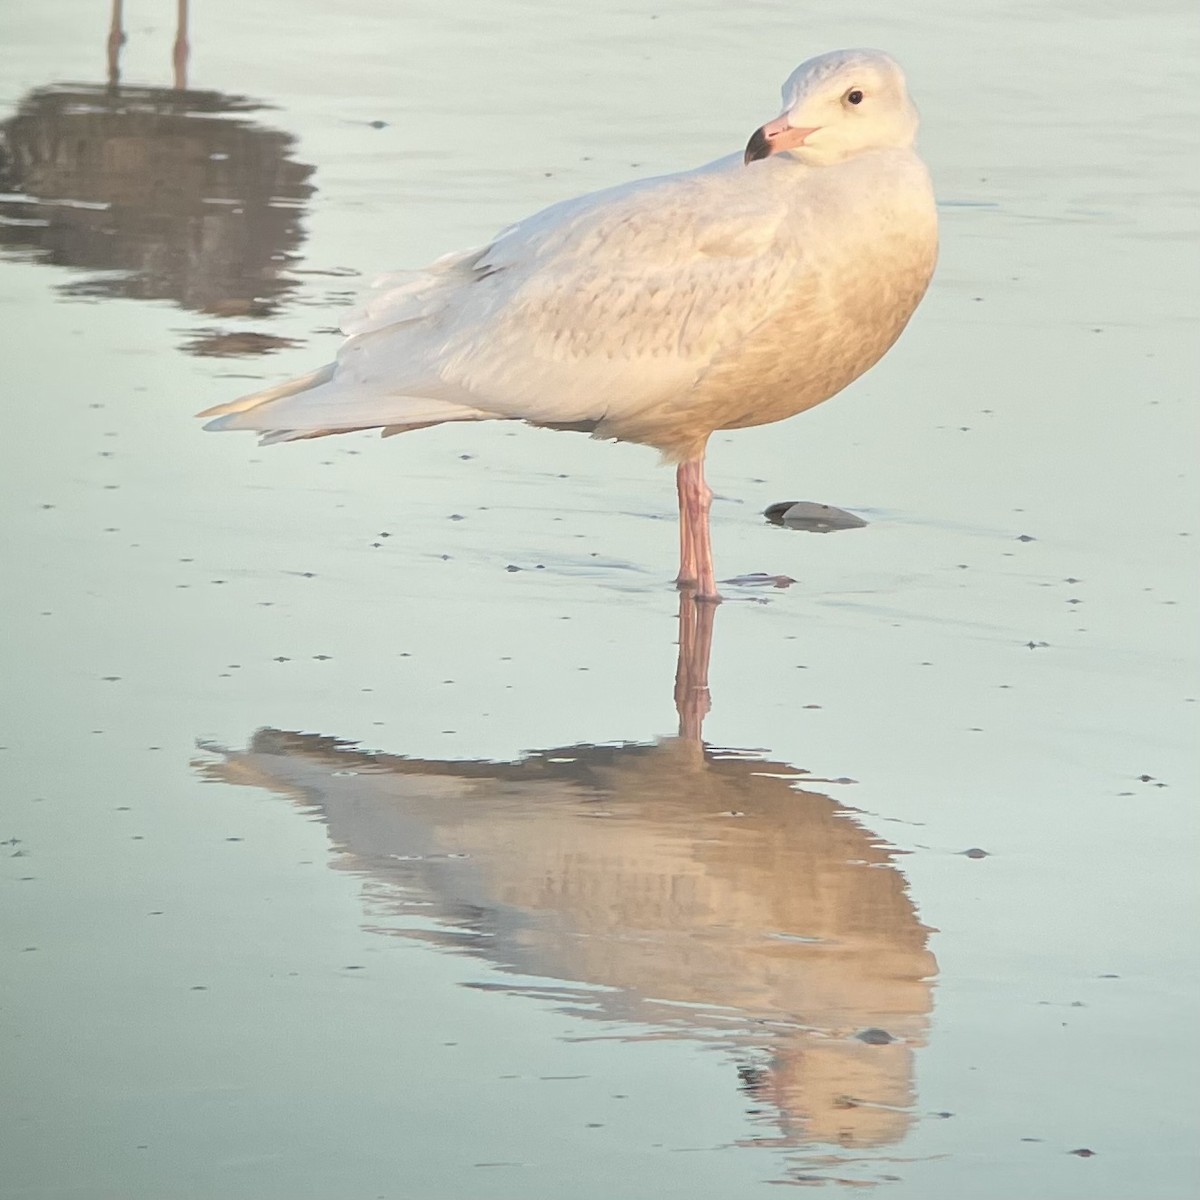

left=329, top=156, right=797, bottom=427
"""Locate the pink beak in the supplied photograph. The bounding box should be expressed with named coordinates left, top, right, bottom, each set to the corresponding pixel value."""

left=744, top=115, right=820, bottom=164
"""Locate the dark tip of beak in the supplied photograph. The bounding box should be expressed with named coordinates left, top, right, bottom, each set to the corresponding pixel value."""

left=743, top=127, right=771, bottom=165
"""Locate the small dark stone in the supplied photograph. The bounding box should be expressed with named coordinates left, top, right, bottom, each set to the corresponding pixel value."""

left=1068, top=1148, right=1096, bottom=1158
left=764, top=500, right=867, bottom=533
left=855, top=1027, right=894, bottom=1045
left=962, top=847, right=990, bottom=859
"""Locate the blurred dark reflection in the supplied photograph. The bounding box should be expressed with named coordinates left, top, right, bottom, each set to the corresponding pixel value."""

left=0, top=0, right=315, bottom=355
left=198, top=598, right=937, bottom=1162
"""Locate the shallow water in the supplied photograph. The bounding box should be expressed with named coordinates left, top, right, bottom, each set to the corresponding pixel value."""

left=2, top=1, right=1198, bottom=1197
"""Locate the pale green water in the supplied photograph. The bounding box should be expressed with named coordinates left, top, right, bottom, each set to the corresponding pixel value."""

left=2, top=1, right=1198, bottom=1197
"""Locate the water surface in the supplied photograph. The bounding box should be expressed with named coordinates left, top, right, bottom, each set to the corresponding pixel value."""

left=2, top=1, right=1198, bottom=1197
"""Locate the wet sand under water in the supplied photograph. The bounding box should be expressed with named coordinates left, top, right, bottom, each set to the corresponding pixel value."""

left=1, top=1, right=1198, bottom=1197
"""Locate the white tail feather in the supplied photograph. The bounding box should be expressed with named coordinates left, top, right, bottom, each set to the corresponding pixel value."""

left=197, top=364, right=337, bottom=420
left=198, top=362, right=497, bottom=442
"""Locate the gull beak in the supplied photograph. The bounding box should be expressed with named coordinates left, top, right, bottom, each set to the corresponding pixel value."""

left=744, top=115, right=820, bottom=164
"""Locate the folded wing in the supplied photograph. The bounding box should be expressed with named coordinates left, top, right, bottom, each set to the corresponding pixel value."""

left=200, top=156, right=798, bottom=442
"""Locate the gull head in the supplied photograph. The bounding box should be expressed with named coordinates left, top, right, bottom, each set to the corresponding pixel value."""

left=744, top=49, right=919, bottom=167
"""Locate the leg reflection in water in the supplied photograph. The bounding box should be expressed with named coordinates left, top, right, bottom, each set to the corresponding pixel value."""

left=674, top=591, right=715, bottom=744
left=104, top=0, right=189, bottom=90
left=197, top=594, right=937, bottom=1166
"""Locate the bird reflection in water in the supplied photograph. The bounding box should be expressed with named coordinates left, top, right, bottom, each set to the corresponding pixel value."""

left=0, top=0, right=315, bottom=355
left=198, top=596, right=937, bottom=1170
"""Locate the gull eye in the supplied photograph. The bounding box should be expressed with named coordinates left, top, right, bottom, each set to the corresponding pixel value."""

left=846, top=89, right=864, bottom=105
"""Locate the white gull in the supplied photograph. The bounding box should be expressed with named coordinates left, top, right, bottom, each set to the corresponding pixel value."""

left=200, top=48, right=938, bottom=601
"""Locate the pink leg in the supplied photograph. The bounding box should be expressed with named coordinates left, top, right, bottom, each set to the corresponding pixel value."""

left=674, top=455, right=720, bottom=603
left=675, top=462, right=698, bottom=588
